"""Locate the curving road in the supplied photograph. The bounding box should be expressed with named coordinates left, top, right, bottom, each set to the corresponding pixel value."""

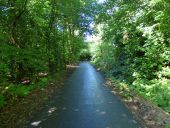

left=26, top=62, right=142, bottom=128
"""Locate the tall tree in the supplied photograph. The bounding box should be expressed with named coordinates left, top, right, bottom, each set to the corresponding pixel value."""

left=93, top=0, right=170, bottom=112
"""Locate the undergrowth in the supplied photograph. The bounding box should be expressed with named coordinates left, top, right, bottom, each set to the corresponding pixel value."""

left=0, top=76, right=51, bottom=108
left=108, top=75, right=170, bottom=113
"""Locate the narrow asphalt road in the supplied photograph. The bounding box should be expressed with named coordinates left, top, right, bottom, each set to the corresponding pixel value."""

left=26, top=62, right=142, bottom=128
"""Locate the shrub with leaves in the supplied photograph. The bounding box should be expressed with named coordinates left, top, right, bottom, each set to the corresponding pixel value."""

left=93, top=0, right=170, bottom=112
left=0, top=94, right=6, bottom=107
left=8, top=85, right=32, bottom=97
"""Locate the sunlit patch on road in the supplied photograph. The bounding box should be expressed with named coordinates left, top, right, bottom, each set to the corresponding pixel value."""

left=48, top=107, right=57, bottom=114
left=100, top=111, right=106, bottom=115
left=74, top=108, right=79, bottom=112
left=31, top=121, right=41, bottom=126
left=105, top=126, right=111, bottom=128
left=122, top=113, right=127, bottom=118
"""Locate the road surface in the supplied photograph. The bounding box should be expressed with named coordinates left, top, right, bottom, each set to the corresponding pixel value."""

left=26, top=62, right=142, bottom=128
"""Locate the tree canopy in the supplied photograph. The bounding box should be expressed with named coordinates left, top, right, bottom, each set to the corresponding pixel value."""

left=92, top=0, right=170, bottom=112
left=0, top=0, right=97, bottom=107
left=0, top=0, right=170, bottom=114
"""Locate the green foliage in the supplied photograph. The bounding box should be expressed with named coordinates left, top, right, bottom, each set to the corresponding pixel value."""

left=0, top=63, right=9, bottom=83
left=8, top=85, right=32, bottom=97
left=165, top=124, right=170, bottom=128
left=93, top=0, right=170, bottom=112
left=0, top=94, right=6, bottom=107
left=132, top=78, right=170, bottom=112
left=6, top=76, right=50, bottom=98
left=36, top=77, right=49, bottom=88
left=0, top=0, right=96, bottom=107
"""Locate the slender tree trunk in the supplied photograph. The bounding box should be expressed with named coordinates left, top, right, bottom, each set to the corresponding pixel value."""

left=7, top=0, right=28, bottom=82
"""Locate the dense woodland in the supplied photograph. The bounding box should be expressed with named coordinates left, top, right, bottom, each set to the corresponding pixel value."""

left=93, top=0, right=170, bottom=112
left=0, top=0, right=96, bottom=107
left=0, top=0, right=170, bottom=115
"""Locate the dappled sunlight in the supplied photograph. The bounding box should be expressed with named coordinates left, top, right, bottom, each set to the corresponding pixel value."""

left=108, top=101, right=113, bottom=104
left=48, top=107, right=57, bottom=114
left=122, top=113, right=127, bottom=118
left=74, top=108, right=79, bottom=112
left=96, top=109, right=100, bottom=112
left=95, top=109, right=107, bottom=115
left=105, top=126, right=111, bottom=128
left=128, top=119, right=138, bottom=124
left=31, top=121, right=42, bottom=127
left=66, top=65, right=80, bottom=68
left=100, top=111, right=106, bottom=115
left=111, top=90, right=117, bottom=94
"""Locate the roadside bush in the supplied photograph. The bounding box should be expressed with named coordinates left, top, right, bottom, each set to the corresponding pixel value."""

left=8, top=85, right=32, bottom=97
left=0, top=94, right=6, bottom=107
